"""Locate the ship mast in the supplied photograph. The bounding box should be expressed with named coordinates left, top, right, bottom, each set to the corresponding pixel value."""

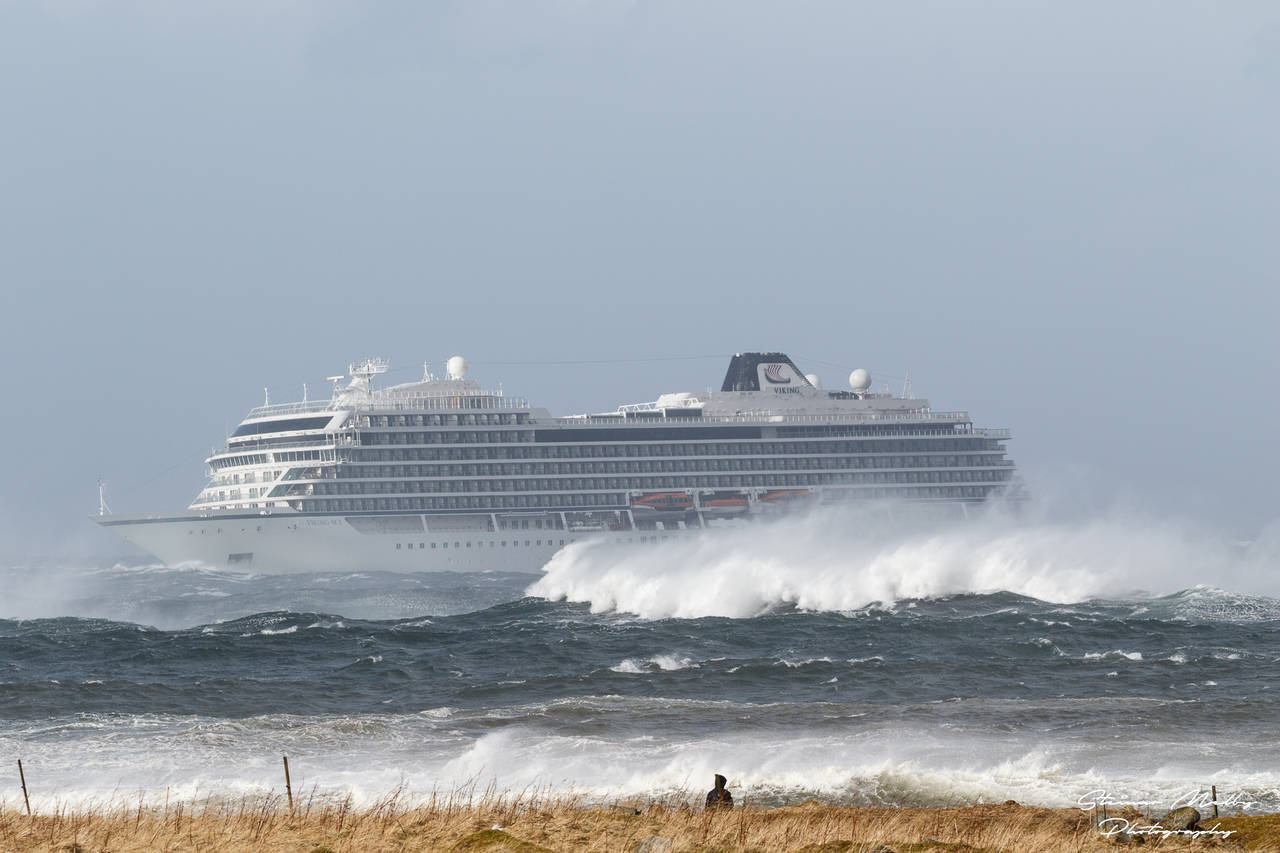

left=97, top=479, right=111, bottom=517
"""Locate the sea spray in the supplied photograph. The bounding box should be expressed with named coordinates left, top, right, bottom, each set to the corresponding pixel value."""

left=528, top=504, right=1245, bottom=618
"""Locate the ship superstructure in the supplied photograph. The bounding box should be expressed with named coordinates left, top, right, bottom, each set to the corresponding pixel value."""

left=96, top=353, right=1017, bottom=573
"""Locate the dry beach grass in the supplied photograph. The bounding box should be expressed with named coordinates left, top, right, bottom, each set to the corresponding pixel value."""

left=1, top=789, right=1274, bottom=853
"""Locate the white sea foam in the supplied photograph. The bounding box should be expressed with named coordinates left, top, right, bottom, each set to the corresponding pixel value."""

left=529, top=504, right=1273, bottom=619
left=1083, top=651, right=1143, bottom=661
left=180, top=588, right=232, bottom=598
left=1029, top=638, right=1066, bottom=656
left=418, top=707, right=456, bottom=719
left=1170, top=586, right=1280, bottom=623
left=255, top=625, right=298, bottom=636
left=779, top=657, right=834, bottom=668
left=610, top=655, right=697, bottom=673
left=610, top=659, right=646, bottom=673
left=6, top=710, right=1280, bottom=813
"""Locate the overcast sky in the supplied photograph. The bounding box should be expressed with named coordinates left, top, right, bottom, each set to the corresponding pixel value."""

left=1, top=1, right=1277, bottom=553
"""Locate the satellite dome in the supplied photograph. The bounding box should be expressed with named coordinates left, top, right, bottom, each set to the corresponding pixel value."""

left=849, top=369, right=871, bottom=392
left=804, top=373, right=822, bottom=389
left=446, top=355, right=468, bottom=380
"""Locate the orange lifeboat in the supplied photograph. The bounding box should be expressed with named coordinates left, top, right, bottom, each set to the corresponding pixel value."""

left=630, top=492, right=695, bottom=512
left=702, top=493, right=749, bottom=514
left=760, top=489, right=814, bottom=507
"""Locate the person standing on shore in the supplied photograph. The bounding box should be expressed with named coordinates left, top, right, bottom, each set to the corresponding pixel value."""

left=706, top=774, right=733, bottom=810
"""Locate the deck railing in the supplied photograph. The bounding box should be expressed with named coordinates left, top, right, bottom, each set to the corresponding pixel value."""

left=551, top=410, right=976, bottom=427
left=246, top=393, right=527, bottom=419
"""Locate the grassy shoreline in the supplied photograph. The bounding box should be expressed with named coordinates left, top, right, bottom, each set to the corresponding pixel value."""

left=1, top=791, right=1273, bottom=852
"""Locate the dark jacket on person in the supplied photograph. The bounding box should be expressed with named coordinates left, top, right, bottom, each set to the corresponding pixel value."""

left=706, top=774, right=733, bottom=809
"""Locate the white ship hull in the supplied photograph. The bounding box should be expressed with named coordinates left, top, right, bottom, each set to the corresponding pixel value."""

left=98, top=501, right=976, bottom=575
left=100, top=511, right=653, bottom=574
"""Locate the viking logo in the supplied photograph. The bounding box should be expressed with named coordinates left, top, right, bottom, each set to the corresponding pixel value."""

left=763, top=364, right=792, bottom=384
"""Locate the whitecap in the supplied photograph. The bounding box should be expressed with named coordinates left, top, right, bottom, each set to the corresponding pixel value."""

left=609, top=655, right=696, bottom=673
left=418, top=707, right=456, bottom=719
left=779, top=657, right=834, bottom=668
left=1083, top=650, right=1142, bottom=661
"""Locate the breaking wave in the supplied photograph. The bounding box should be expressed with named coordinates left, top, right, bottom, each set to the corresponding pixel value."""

left=529, top=505, right=1275, bottom=619
left=9, top=705, right=1280, bottom=811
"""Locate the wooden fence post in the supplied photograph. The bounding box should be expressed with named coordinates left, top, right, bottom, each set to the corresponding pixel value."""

left=17, top=760, right=30, bottom=816
left=283, top=755, right=294, bottom=812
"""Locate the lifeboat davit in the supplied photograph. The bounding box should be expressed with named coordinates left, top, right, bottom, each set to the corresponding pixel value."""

left=630, top=491, right=695, bottom=513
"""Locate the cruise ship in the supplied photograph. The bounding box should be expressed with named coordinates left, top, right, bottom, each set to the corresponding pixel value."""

left=95, top=353, right=1017, bottom=574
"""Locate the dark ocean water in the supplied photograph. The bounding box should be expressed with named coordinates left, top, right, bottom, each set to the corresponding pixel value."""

left=3, top=557, right=1279, bottom=812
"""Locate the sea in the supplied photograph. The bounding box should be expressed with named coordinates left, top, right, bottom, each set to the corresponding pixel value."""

left=3, top=506, right=1279, bottom=814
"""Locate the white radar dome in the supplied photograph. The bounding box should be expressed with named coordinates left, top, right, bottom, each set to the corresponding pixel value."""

left=849, top=369, right=871, bottom=392
left=804, top=373, right=822, bottom=389
left=446, top=355, right=468, bottom=380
